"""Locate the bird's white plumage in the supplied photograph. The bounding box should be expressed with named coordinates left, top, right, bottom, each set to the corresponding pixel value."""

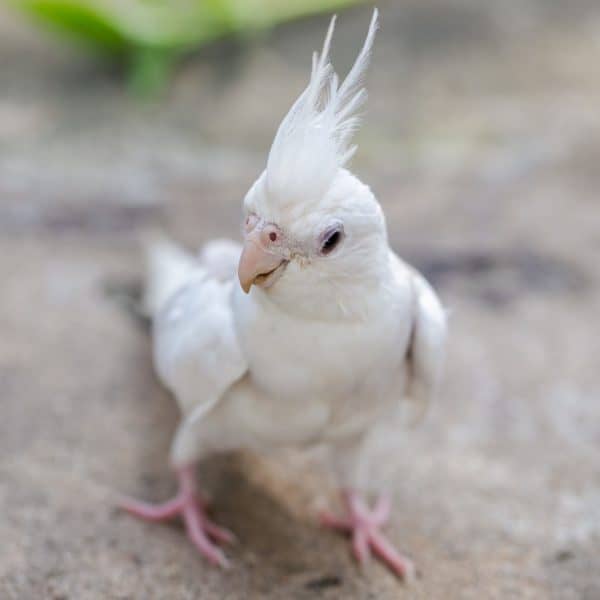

left=266, top=9, right=378, bottom=212
left=143, top=236, right=199, bottom=317
left=148, top=243, right=247, bottom=463
left=403, top=262, right=448, bottom=418
left=145, top=10, right=447, bottom=488
left=198, top=239, right=242, bottom=282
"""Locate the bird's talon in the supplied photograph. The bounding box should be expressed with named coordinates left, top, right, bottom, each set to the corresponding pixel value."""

left=120, top=466, right=234, bottom=566
left=322, top=491, right=415, bottom=580
left=204, top=519, right=237, bottom=546
left=319, top=510, right=352, bottom=531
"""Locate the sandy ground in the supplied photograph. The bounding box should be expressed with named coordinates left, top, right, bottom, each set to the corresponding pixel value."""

left=1, top=0, right=600, bottom=598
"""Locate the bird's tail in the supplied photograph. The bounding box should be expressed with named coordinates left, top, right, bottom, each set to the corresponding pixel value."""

left=142, top=233, right=199, bottom=318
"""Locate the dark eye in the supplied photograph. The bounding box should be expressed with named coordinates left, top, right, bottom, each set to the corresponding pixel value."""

left=319, top=226, right=344, bottom=255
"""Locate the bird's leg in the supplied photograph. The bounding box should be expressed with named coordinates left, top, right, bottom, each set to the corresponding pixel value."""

left=320, top=489, right=415, bottom=580
left=120, top=464, right=234, bottom=567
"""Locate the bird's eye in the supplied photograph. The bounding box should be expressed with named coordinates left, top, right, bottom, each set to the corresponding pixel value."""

left=319, top=225, right=344, bottom=256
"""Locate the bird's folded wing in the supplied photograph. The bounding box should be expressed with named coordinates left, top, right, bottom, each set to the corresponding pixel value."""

left=404, top=266, right=448, bottom=417
left=152, top=262, right=247, bottom=419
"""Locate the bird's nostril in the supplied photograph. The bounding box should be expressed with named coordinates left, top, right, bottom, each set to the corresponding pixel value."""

left=245, top=214, right=259, bottom=232
left=269, top=232, right=277, bottom=242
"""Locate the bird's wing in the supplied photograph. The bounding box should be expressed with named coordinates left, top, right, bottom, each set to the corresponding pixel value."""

left=393, top=255, right=448, bottom=418
left=149, top=240, right=247, bottom=419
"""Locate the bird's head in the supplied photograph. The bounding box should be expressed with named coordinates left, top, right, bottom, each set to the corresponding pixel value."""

left=238, top=10, right=387, bottom=319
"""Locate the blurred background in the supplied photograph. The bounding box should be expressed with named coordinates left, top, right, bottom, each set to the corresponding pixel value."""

left=1, top=1, right=600, bottom=598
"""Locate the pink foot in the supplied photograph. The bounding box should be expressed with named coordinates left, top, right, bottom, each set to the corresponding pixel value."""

left=320, top=490, right=416, bottom=580
left=120, top=465, right=234, bottom=568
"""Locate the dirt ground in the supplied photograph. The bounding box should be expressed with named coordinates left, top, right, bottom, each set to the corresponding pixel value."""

left=1, top=0, right=600, bottom=598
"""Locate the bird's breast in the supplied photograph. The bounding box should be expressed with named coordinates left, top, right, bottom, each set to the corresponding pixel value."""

left=233, top=287, right=411, bottom=441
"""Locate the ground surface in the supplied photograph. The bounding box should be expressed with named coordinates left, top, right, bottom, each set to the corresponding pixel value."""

left=1, top=1, right=600, bottom=598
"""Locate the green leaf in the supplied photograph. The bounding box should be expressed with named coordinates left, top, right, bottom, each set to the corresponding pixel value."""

left=128, top=47, right=176, bottom=97
left=9, top=1, right=130, bottom=53
left=9, top=0, right=368, bottom=95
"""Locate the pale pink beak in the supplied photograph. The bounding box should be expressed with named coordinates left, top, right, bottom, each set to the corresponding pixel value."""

left=238, top=224, right=286, bottom=294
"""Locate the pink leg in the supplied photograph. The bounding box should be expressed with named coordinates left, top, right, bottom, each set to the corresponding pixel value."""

left=120, top=465, right=234, bottom=567
left=320, top=489, right=416, bottom=580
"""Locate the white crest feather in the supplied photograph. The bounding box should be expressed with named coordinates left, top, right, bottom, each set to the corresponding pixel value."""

left=265, top=9, right=379, bottom=209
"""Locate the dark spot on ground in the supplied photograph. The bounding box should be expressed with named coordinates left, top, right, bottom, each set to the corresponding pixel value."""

left=400, top=246, right=589, bottom=307
left=0, top=202, right=163, bottom=235
left=103, top=278, right=149, bottom=330
left=554, top=550, right=575, bottom=562
left=304, top=575, right=343, bottom=590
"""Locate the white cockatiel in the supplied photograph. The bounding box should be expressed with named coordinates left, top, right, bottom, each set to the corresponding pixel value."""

left=122, top=9, right=447, bottom=579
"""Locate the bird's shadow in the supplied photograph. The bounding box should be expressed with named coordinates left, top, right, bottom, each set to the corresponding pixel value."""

left=204, top=453, right=359, bottom=592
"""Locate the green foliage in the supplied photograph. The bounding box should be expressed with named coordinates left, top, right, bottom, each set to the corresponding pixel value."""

left=10, top=0, right=365, bottom=94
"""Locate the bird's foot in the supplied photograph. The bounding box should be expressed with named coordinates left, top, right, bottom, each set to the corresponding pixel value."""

left=120, top=465, right=234, bottom=568
left=320, top=490, right=415, bottom=580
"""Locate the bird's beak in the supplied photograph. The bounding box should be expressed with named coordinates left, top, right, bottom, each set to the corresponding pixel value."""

left=238, top=231, right=286, bottom=294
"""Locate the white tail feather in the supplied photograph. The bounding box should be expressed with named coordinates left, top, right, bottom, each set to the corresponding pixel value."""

left=143, top=236, right=198, bottom=317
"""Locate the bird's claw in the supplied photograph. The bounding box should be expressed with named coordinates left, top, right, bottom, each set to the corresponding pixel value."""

left=119, top=466, right=234, bottom=568
left=320, top=491, right=416, bottom=581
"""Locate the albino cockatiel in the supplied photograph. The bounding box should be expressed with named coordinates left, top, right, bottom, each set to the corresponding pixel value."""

left=122, top=9, right=447, bottom=579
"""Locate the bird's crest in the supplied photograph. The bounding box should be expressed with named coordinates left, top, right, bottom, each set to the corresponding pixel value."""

left=265, top=9, right=379, bottom=210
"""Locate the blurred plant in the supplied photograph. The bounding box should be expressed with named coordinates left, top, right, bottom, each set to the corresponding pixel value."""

left=10, top=0, right=365, bottom=94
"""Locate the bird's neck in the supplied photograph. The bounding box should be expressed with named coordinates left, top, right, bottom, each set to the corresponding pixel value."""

left=251, top=250, right=393, bottom=323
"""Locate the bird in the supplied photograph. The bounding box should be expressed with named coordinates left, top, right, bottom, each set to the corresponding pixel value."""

left=121, top=8, right=447, bottom=579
